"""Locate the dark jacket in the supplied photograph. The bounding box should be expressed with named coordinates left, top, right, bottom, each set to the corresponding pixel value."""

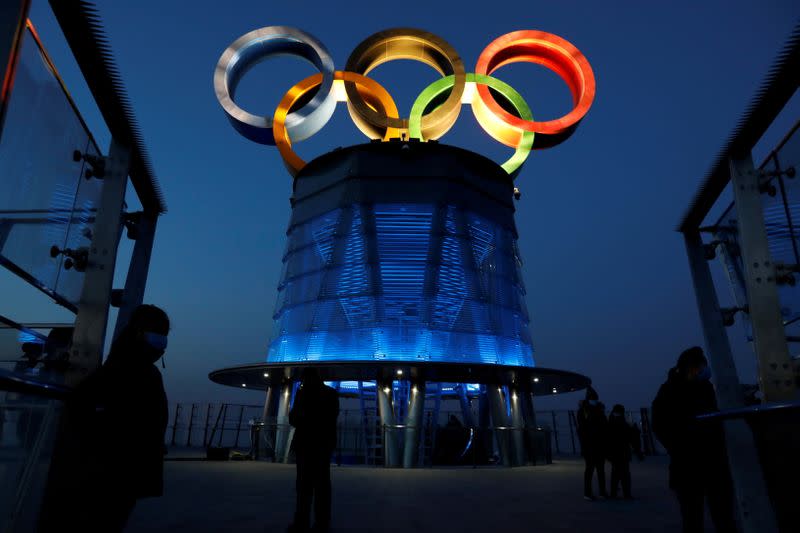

left=576, top=402, right=607, bottom=458
left=38, top=344, right=168, bottom=532
left=652, top=369, right=728, bottom=490
left=72, top=345, right=169, bottom=498
left=289, top=383, right=339, bottom=455
left=606, top=414, right=634, bottom=463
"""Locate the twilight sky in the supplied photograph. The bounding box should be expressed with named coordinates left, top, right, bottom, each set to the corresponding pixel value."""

left=4, top=0, right=799, bottom=410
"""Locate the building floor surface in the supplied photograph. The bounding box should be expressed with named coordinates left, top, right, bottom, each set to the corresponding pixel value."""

left=125, top=457, right=700, bottom=532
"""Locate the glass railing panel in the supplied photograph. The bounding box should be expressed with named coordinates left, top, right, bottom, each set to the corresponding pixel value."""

left=54, top=139, right=104, bottom=304
left=0, top=389, right=62, bottom=532
left=0, top=25, right=101, bottom=307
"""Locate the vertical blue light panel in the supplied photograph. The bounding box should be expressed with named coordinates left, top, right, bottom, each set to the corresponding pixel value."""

left=268, top=202, right=534, bottom=367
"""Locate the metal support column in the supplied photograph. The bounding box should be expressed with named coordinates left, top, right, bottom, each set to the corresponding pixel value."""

left=488, top=385, right=511, bottom=467
left=113, top=210, right=158, bottom=340
left=260, top=386, right=278, bottom=459
left=478, top=385, right=491, bottom=459
left=520, top=388, right=537, bottom=463
left=684, top=229, right=778, bottom=533
left=730, top=156, right=797, bottom=401
left=275, top=381, right=293, bottom=463
left=456, top=384, right=476, bottom=427
left=261, top=386, right=275, bottom=423
left=402, top=381, right=426, bottom=468
left=377, top=380, right=399, bottom=467
left=68, top=140, right=130, bottom=386
left=509, top=386, right=526, bottom=466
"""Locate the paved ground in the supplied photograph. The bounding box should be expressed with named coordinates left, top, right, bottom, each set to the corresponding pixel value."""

left=127, top=457, right=687, bottom=533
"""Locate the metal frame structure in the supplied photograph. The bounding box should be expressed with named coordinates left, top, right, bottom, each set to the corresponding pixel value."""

left=0, top=2, right=166, bottom=529
left=677, top=22, right=800, bottom=533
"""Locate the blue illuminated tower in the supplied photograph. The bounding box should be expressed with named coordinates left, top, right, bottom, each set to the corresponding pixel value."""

left=268, top=142, right=532, bottom=367
left=210, top=141, right=589, bottom=467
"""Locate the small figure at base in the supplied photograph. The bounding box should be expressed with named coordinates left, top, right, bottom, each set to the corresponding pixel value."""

left=607, top=404, right=634, bottom=499
left=287, top=368, right=339, bottom=533
left=576, top=386, right=608, bottom=500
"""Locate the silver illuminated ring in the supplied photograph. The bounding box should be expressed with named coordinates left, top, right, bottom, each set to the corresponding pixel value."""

left=213, top=26, right=336, bottom=145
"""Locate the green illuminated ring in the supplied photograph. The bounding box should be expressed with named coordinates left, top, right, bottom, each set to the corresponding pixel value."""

left=409, top=73, right=534, bottom=177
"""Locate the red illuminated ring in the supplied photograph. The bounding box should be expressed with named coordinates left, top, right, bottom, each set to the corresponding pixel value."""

left=475, top=30, right=595, bottom=145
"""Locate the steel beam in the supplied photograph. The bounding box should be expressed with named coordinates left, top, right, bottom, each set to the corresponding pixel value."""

left=684, top=231, right=745, bottom=409
left=377, top=380, right=400, bottom=467
left=488, top=385, right=511, bottom=467
left=402, top=381, right=426, bottom=468
left=275, top=382, right=293, bottom=463
left=730, top=156, right=797, bottom=401
left=112, top=210, right=158, bottom=340
left=509, top=386, right=526, bottom=466
left=68, top=140, right=130, bottom=386
left=684, top=229, right=778, bottom=533
left=261, top=385, right=275, bottom=423
left=520, top=390, right=538, bottom=463
left=456, top=384, right=476, bottom=427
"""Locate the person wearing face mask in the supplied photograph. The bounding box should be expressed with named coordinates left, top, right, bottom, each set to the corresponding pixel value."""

left=652, top=346, right=737, bottom=533
left=576, top=386, right=608, bottom=501
left=38, top=304, right=170, bottom=533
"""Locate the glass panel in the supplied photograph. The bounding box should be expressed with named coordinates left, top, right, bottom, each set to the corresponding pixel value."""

left=54, top=140, right=103, bottom=304
left=765, top=129, right=800, bottom=330
left=0, top=391, right=62, bottom=531
left=0, top=26, right=101, bottom=306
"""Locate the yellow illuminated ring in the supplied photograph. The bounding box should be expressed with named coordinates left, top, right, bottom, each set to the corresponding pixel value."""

left=344, top=28, right=466, bottom=140
left=274, top=71, right=400, bottom=177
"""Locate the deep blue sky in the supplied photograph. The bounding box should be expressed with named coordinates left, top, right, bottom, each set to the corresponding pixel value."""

left=8, top=0, right=799, bottom=409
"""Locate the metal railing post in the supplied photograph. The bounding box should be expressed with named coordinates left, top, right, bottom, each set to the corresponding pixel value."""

left=186, top=403, right=196, bottom=447
left=684, top=228, right=778, bottom=533
left=234, top=405, right=245, bottom=447
left=551, top=411, right=560, bottom=455
left=68, top=140, right=130, bottom=386
left=112, top=210, right=158, bottom=341
left=170, top=403, right=181, bottom=447
left=730, top=155, right=797, bottom=401
left=567, top=410, right=577, bottom=454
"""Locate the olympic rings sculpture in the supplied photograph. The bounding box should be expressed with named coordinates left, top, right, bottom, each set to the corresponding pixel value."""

left=214, top=26, right=595, bottom=178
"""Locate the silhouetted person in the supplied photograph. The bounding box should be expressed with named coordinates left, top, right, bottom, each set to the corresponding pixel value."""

left=652, top=347, right=737, bottom=533
left=38, top=305, right=170, bottom=533
left=607, top=404, right=634, bottom=499
left=576, top=386, right=608, bottom=500
left=288, top=368, right=339, bottom=533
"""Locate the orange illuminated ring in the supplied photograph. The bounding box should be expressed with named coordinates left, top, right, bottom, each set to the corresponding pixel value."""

left=274, top=71, right=400, bottom=177
left=344, top=28, right=466, bottom=140
left=474, top=30, right=595, bottom=147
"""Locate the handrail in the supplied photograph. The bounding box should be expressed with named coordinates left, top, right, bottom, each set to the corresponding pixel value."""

left=696, top=401, right=800, bottom=421
left=0, top=368, right=71, bottom=399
